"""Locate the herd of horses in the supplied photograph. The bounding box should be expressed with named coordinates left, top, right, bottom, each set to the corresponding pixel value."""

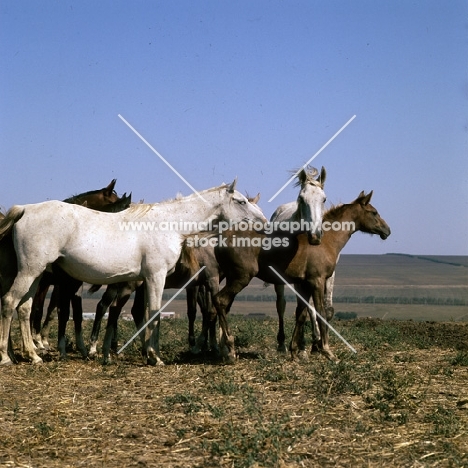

left=0, top=167, right=391, bottom=366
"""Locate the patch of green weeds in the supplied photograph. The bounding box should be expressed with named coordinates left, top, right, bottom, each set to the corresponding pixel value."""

left=206, top=403, right=224, bottom=419
left=207, top=414, right=317, bottom=468
left=449, top=351, right=468, bottom=366
left=209, top=379, right=239, bottom=395
left=364, top=367, right=412, bottom=424
left=35, top=421, right=53, bottom=437
left=424, top=405, right=461, bottom=437
left=164, top=392, right=202, bottom=415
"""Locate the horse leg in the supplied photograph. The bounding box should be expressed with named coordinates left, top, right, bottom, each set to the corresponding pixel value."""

left=213, top=277, right=251, bottom=364
left=70, top=284, right=87, bottom=359
left=311, top=280, right=336, bottom=362
left=129, top=282, right=146, bottom=358
left=1, top=274, right=43, bottom=365
left=109, top=287, right=134, bottom=353
left=289, top=283, right=313, bottom=360
left=89, top=285, right=118, bottom=357
left=324, top=272, right=336, bottom=321
left=101, top=298, right=127, bottom=365
left=56, top=279, right=71, bottom=360
left=194, top=281, right=219, bottom=355
left=102, top=281, right=144, bottom=363
left=274, top=284, right=287, bottom=353
left=307, top=298, right=321, bottom=353
left=144, top=274, right=167, bottom=366
left=205, top=282, right=220, bottom=355
left=186, top=285, right=198, bottom=349
left=41, top=285, right=59, bottom=350
left=30, top=274, right=51, bottom=350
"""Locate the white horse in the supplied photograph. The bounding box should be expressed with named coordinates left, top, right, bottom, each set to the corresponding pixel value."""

left=0, top=180, right=266, bottom=365
left=269, top=166, right=327, bottom=352
left=270, top=166, right=327, bottom=245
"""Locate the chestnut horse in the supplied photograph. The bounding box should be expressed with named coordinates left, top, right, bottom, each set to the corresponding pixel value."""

left=211, top=191, right=391, bottom=363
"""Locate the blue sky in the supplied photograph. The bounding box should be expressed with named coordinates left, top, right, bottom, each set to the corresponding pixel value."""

left=1, top=1, right=467, bottom=255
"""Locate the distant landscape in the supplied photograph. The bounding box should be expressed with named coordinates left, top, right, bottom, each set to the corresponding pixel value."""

left=81, top=254, right=468, bottom=323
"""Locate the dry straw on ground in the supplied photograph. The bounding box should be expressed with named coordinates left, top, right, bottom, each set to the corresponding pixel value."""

left=1, top=317, right=467, bottom=467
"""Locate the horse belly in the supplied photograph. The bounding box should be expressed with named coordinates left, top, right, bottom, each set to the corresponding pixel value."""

left=57, top=241, right=143, bottom=285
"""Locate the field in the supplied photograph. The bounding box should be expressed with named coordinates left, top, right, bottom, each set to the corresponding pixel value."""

left=1, top=254, right=468, bottom=467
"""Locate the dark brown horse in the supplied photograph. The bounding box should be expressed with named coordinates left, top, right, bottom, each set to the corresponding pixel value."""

left=211, top=191, right=391, bottom=363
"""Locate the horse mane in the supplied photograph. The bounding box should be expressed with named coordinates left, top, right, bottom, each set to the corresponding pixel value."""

left=63, top=188, right=115, bottom=204
left=124, top=184, right=231, bottom=217
left=323, top=203, right=347, bottom=221
left=291, top=165, right=323, bottom=188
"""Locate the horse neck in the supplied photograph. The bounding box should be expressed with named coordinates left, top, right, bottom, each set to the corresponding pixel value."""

left=322, top=204, right=358, bottom=258
left=153, top=190, right=224, bottom=225
left=65, top=193, right=111, bottom=210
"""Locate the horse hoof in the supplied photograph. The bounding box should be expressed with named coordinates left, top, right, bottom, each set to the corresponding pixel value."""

left=310, top=343, right=320, bottom=354
left=31, top=356, right=43, bottom=365
left=298, top=350, right=309, bottom=361
left=0, top=358, right=14, bottom=366
left=321, top=349, right=338, bottom=362
left=277, top=344, right=287, bottom=353
left=190, top=346, right=202, bottom=355
left=223, top=353, right=236, bottom=365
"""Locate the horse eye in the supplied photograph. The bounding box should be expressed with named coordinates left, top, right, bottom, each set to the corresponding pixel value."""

left=237, top=199, right=246, bottom=205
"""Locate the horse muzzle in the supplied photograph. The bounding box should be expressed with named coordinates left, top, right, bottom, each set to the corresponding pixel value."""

left=380, top=229, right=391, bottom=240
left=307, top=231, right=322, bottom=245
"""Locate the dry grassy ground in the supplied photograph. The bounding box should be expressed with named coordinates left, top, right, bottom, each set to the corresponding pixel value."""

left=1, top=317, right=467, bottom=468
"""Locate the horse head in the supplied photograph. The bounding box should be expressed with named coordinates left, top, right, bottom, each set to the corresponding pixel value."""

left=220, top=179, right=266, bottom=225
left=352, top=191, right=391, bottom=240
left=296, top=166, right=327, bottom=245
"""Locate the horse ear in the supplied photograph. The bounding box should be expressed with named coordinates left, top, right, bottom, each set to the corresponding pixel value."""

left=356, top=190, right=373, bottom=205
left=104, top=179, right=117, bottom=195
left=318, top=166, right=326, bottom=187
left=362, top=190, right=373, bottom=205
left=250, top=193, right=260, bottom=204
left=298, top=169, right=307, bottom=185
left=228, top=178, right=237, bottom=193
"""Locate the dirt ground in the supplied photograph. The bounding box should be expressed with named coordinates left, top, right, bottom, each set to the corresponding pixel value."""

left=1, top=317, right=467, bottom=468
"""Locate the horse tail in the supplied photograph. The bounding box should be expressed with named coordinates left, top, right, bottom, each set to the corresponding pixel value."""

left=0, top=205, right=24, bottom=240
left=180, top=238, right=200, bottom=274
